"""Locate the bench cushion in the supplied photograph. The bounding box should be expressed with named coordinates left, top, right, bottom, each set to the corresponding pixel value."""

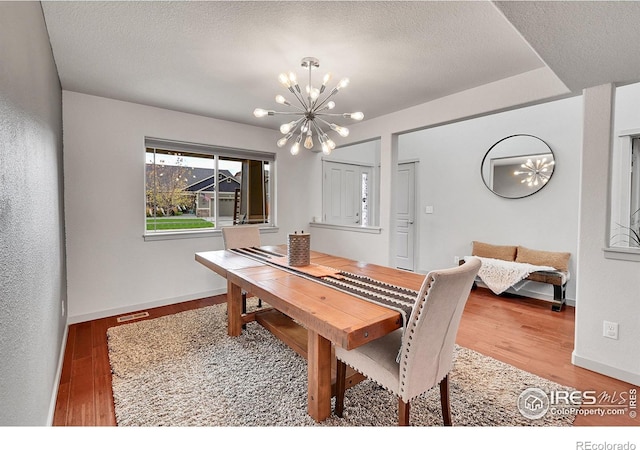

left=472, top=241, right=517, bottom=261
left=515, top=246, right=570, bottom=272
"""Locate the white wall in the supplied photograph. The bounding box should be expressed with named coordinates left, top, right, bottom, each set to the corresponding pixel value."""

left=63, top=92, right=316, bottom=322
left=398, top=96, right=582, bottom=302
left=309, top=67, right=571, bottom=266
left=572, top=83, right=640, bottom=386
left=0, top=3, right=67, bottom=425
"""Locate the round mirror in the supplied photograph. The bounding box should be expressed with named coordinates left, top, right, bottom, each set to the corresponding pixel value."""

left=481, top=134, right=555, bottom=199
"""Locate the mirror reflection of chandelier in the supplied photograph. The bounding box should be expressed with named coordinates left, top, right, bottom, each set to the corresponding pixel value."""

left=253, top=57, right=364, bottom=156
left=513, top=157, right=555, bottom=187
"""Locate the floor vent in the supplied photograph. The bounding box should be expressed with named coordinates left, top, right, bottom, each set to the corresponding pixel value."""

left=117, top=311, right=150, bottom=323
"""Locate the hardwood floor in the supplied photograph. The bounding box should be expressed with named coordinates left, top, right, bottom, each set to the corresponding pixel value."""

left=53, top=288, right=638, bottom=426
left=53, top=296, right=223, bottom=426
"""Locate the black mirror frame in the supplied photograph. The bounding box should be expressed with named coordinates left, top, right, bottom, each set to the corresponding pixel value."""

left=480, top=134, right=555, bottom=199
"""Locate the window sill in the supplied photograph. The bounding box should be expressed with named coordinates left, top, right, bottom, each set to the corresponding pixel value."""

left=143, top=225, right=279, bottom=242
left=309, top=222, right=382, bottom=234
left=603, top=247, right=640, bottom=262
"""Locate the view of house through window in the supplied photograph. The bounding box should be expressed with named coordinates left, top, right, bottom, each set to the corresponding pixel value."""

left=145, top=139, right=272, bottom=234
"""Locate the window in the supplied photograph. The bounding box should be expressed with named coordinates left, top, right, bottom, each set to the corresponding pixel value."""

left=631, top=139, right=640, bottom=237
left=609, top=131, right=640, bottom=250
left=145, top=138, right=274, bottom=236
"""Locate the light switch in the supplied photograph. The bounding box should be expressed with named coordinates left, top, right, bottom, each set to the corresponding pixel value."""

left=425, top=205, right=434, bottom=214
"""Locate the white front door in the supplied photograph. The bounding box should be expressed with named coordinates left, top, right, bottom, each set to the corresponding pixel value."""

left=395, top=162, right=416, bottom=271
left=323, top=161, right=373, bottom=226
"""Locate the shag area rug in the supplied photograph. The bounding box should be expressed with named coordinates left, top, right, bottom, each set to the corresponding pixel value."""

left=107, top=301, right=577, bottom=427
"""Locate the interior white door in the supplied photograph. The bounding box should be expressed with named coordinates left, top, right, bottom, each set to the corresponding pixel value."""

left=395, top=162, right=416, bottom=271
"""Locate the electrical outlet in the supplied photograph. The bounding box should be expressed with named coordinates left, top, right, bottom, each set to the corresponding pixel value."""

left=454, top=256, right=460, bottom=264
left=603, top=321, right=619, bottom=340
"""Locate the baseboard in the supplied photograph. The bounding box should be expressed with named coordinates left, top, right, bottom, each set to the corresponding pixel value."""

left=48, top=323, right=69, bottom=425
left=67, top=288, right=227, bottom=324
left=572, top=351, right=640, bottom=386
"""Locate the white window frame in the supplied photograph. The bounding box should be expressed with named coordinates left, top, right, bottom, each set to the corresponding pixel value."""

left=143, top=137, right=276, bottom=241
left=605, top=129, right=640, bottom=261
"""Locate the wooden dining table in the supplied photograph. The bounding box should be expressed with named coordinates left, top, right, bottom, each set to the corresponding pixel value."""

left=195, top=244, right=426, bottom=422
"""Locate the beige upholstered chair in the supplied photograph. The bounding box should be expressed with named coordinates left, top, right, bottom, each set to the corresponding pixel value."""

left=334, top=257, right=481, bottom=426
left=221, top=225, right=261, bottom=250
left=221, top=225, right=263, bottom=313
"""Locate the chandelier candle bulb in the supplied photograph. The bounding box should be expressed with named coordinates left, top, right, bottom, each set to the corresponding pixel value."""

left=288, top=231, right=311, bottom=267
left=278, top=73, right=291, bottom=88
left=322, top=72, right=332, bottom=88
left=280, top=120, right=297, bottom=134
left=253, top=108, right=273, bottom=118
left=290, top=135, right=302, bottom=155
left=275, top=95, right=289, bottom=106
left=304, top=134, right=314, bottom=150
left=288, top=72, right=299, bottom=90
left=277, top=132, right=293, bottom=147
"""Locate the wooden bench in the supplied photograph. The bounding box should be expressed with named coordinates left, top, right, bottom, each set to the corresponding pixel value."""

left=460, top=258, right=567, bottom=311
left=461, top=242, right=571, bottom=312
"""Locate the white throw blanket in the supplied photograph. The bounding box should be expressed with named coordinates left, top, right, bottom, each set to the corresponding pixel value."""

left=466, top=256, right=557, bottom=295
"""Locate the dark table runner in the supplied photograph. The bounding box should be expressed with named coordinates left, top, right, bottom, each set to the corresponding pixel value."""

left=229, top=247, right=417, bottom=328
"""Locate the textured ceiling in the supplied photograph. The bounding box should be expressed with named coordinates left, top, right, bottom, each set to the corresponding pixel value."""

left=494, top=1, right=640, bottom=92
left=40, top=1, right=640, bottom=130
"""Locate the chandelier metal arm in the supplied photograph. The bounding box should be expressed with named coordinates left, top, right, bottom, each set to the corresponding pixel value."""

left=311, top=120, right=329, bottom=151
left=306, top=60, right=314, bottom=109
left=311, top=88, right=339, bottom=113
left=315, top=117, right=333, bottom=129
left=278, top=100, right=306, bottom=113
left=289, top=118, right=304, bottom=136
left=269, top=111, right=306, bottom=116
left=310, top=119, right=325, bottom=137
left=287, top=86, right=311, bottom=111
left=315, top=113, right=349, bottom=117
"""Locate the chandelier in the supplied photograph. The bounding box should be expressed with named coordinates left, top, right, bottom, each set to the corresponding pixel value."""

left=253, top=57, right=364, bottom=155
left=513, top=156, right=555, bottom=187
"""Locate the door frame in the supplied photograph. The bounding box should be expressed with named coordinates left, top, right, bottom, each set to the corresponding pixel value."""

left=395, top=160, right=419, bottom=271
left=322, top=159, right=377, bottom=227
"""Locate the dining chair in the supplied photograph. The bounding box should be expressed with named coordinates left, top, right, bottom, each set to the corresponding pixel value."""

left=221, top=225, right=263, bottom=313
left=334, top=257, right=481, bottom=426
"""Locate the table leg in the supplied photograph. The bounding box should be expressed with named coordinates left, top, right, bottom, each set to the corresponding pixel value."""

left=227, top=280, right=243, bottom=336
left=307, top=330, right=332, bottom=422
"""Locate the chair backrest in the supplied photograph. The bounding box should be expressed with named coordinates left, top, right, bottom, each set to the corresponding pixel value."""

left=221, top=225, right=261, bottom=250
left=398, top=257, right=481, bottom=402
